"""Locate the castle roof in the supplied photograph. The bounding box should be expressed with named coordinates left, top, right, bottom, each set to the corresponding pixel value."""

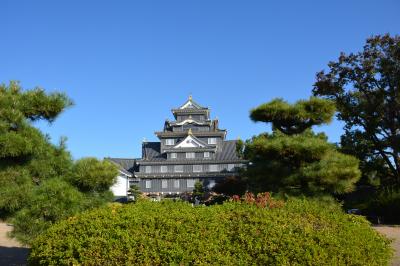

left=138, top=140, right=243, bottom=163
left=107, top=96, right=247, bottom=177
left=178, top=95, right=207, bottom=110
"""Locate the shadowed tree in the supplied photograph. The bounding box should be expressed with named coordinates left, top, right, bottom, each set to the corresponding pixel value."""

left=213, top=176, right=247, bottom=196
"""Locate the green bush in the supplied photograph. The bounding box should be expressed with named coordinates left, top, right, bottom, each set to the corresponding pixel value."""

left=11, top=178, right=86, bottom=245
left=29, top=199, right=392, bottom=265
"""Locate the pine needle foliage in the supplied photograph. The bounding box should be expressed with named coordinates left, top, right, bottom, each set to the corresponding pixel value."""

left=0, top=81, right=118, bottom=244
left=245, top=97, right=360, bottom=196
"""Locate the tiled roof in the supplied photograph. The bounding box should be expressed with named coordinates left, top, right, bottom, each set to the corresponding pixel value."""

left=138, top=140, right=244, bottom=163
left=106, top=158, right=137, bottom=174
left=135, top=172, right=239, bottom=178
left=155, top=131, right=226, bottom=137
left=171, top=108, right=209, bottom=114
left=215, top=140, right=241, bottom=161
left=177, top=97, right=206, bottom=110
left=142, top=142, right=164, bottom=161
left=163, top=147, right=216, bottom=153
left=173, top=133, right=211, bottom=148
left=169, top=120, right=211, bottom=126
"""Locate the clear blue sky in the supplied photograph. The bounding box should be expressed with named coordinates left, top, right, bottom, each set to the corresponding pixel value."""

left=1, top=1, right=399, bottom=159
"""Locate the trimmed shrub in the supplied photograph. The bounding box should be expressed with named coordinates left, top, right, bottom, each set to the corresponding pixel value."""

left=29, top=199, right=392, bottom=265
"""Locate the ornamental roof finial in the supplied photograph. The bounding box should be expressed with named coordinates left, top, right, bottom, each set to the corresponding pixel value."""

left=189, top=94, right=192, bottom=101
left=188, top=128, right=192, bottom=135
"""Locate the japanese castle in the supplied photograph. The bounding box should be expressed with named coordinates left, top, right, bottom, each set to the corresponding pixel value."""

left=109, top=96, right=246, bottom=197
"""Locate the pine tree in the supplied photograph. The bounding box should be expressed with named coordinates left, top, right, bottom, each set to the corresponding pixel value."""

left=193, top=181, right=205, bottom=199
left=244, top=97, right=361, bottom=197
left=0, top=81, right=118, bottom=244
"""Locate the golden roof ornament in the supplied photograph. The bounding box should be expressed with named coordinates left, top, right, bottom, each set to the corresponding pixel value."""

left=188, top=128, right=193, bottom=135
left=189, top=94, right=192, bottom=101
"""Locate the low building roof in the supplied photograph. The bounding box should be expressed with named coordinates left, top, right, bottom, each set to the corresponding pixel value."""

left=106, top=158, right=137, bottom=174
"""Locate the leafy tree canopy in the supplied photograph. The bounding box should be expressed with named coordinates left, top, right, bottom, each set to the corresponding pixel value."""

left=313, top=34, right=400, bottom=188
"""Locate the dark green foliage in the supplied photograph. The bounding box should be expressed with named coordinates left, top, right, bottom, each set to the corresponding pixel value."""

left=11, top=178, right=85, bottom=244
left=0, top=168, right=34, bottom=216
left=192, top=180, right=205, bottom=198
left=128, top=185, right=142, bottom=201
left=0, top=81, right=118, bottom=244
left=366, top=190, right=400, bottom=224
left=250, top=97, right=335, bottom=135
left=313, top=34, right=400, bottom=189
left=29, top=199, right=392, bottom=265
left=0, top=81, right=72, bottom=160
left=245, top=97, right=360, bottom=196
left=213, top=176, right=247, bottom=196
left=0, top=81, right=74, bottom=219
left=69, top=157, right=117, bottom=193
left=235, top=138, right=245, bottom=158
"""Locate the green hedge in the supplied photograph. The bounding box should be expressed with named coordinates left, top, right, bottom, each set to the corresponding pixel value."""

left=29, top=199, right=392, bottom=265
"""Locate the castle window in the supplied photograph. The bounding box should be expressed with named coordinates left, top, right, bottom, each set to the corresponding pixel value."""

left=186, top=152, right=195, bottom=159
left=161, top=166, right=168, bottom=173
left=174, top=180, right=180, bottom=188
left=170, top=153, right=177, bottom=159
left=145, top=166, right=152, bottom=173
left=145, top=180, right=151, bottom=188
left=162, top=180, right=168, bottom=188
left=165, top=139, right=175, bottom=145
left=174, top=165, right=183, bottom=173
left=204, top=152, right=210, bottom=158
left=187, top=179, right=195, bottom=188
left=208, top=138, right=217, bottom=144
left=209, top=165, right=218, bottom=172
left=193, top=165, right=202, bottom=172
